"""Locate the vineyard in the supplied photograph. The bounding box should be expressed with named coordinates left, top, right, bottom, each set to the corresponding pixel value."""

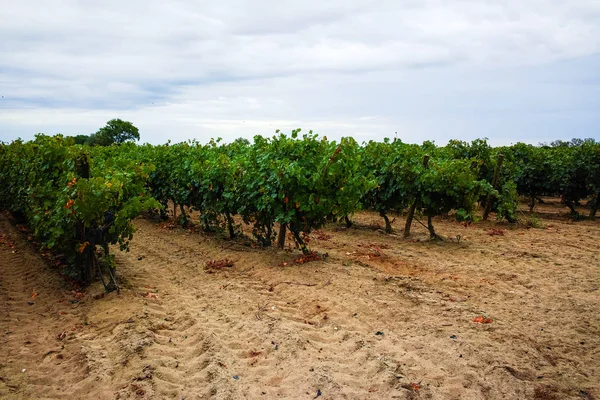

left=0, top=132, right=598, bottom=283
left=0, top=132, right=599, bottom=399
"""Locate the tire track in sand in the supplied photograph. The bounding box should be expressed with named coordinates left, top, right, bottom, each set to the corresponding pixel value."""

left=0, top=213, right=120, bottom=399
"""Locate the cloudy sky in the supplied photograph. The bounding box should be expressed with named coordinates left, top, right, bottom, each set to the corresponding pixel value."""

left=1, top=0, right=599, bottom=145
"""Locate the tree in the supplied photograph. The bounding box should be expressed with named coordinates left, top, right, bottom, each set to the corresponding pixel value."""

left=87, top=119, right=140, bottom=146
left=233, top=137, right=250, bottom=146
left=72, top=134, right=90, bottom=145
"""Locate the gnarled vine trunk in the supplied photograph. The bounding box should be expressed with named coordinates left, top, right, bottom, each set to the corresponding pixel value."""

left=380, top=210, right=392, bottom=234
left=277, top=223, right=286, bottom=249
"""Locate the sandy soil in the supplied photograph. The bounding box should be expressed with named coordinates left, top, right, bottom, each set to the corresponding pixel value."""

left=0, top=198, right=598, bottom=399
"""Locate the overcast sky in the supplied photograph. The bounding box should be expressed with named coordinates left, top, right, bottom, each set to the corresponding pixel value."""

left=1, top=0, right=599, bottom=146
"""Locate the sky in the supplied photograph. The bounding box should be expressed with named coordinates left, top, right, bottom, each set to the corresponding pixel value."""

left=1, top=0, right=599, bottom=146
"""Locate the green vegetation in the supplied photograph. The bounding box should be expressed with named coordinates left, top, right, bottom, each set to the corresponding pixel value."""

left=500, top=138, right=600, bottom=216
left=0, top=135, right=159, bottom=286
left=1, top=127, right=598, bottom=287
left=67, top=119, right=140, bottom=147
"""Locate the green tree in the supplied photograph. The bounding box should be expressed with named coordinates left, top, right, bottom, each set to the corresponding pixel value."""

left=72, top=134, right=90, bottom=145
left=88, top=119, right=140, bottom=146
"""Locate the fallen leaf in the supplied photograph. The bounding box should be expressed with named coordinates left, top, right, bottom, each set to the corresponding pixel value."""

left=294, top=251, right=322, bottom=264
left=205, top=258, right=234, bottom=272
left=71, top=291, right=85, bottom=300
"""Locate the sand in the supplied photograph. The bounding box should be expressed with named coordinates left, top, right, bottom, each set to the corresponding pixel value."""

left=0, top=198, right=598, bottom=399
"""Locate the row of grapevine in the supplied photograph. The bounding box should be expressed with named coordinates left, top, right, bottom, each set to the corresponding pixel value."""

left=93, top=131, right=504, bottom=246
left=92, top=133, right=598, bottom=249
left=439, top=138, right=600, bottom=219
left=360, top=139, right=496, bottom=237
left=0, top=135, right=159, bottom=285
left=500, top=139, right=600, bottom=216
left=93, top=131, right=374, bottom=252
left=1, top=132, right=598, bottom=286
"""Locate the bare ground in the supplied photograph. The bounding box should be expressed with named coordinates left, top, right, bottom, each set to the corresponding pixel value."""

left=0, top=198, right=598, bottom=399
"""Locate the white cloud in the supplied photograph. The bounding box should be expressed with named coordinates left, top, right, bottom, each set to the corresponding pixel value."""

left=1, top=0, right=599, bottom=145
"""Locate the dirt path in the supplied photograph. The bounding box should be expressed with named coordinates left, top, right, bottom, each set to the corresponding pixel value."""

left=0, top=213, right=112, bottom=399
left=0, top=199, right=599, bottom=399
